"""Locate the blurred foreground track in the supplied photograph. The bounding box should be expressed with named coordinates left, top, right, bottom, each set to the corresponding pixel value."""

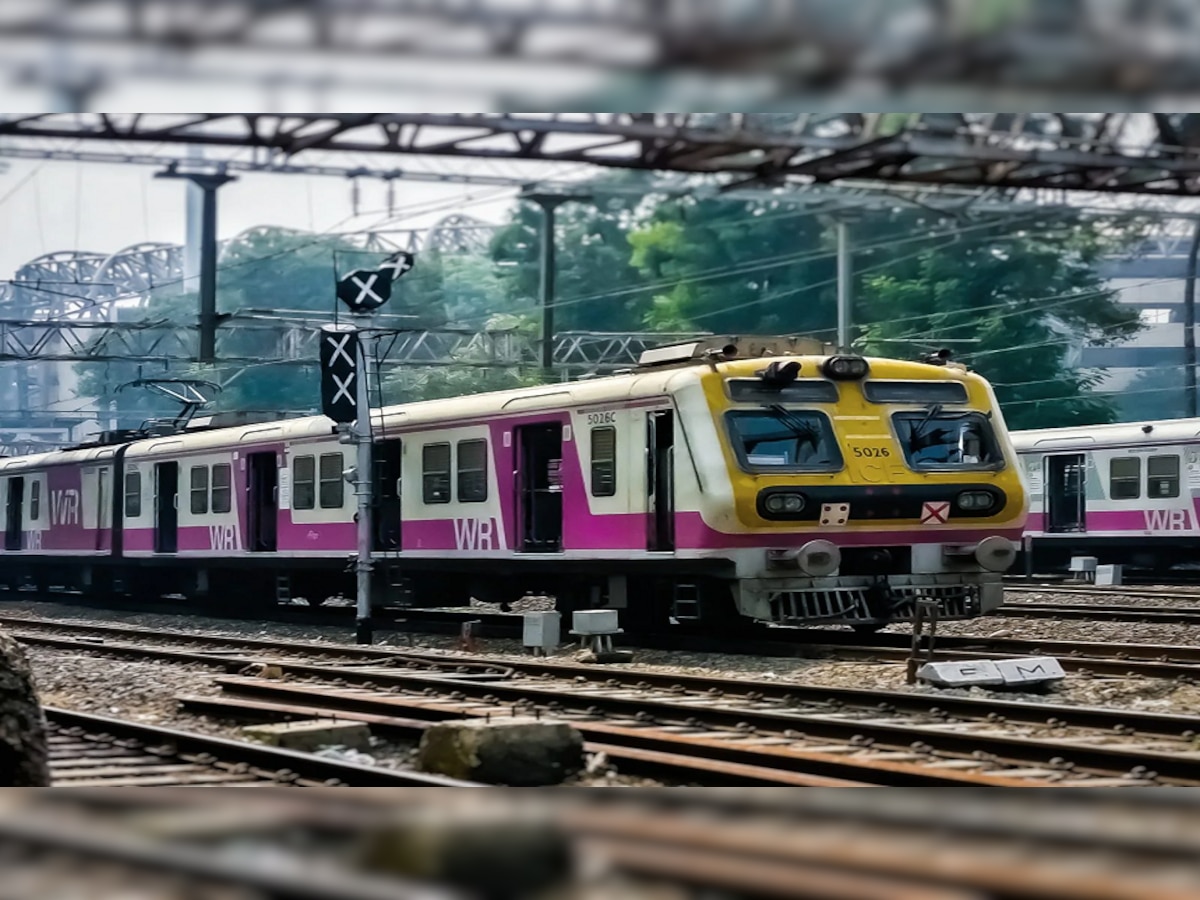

left=43, top=707, right=475, bottom=787
left=4, top=789, right=1200, bottom=900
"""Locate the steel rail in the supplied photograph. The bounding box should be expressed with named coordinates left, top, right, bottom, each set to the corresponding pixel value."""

left=994, top=602, right=1200, bottom=624
left=180, top=685, right=1039, bottom=787
left=198, top=672, right=1196, bottom=785
left=43, top=707, right=477, bottom=787
left=10, top=608, right=1200, bottom=675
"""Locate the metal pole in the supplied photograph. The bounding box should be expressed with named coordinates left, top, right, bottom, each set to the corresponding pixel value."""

left=1185, top=219, right=1200, bottom=418
left=836, top=219, right=852, bottom=351
left=154, top=169, right=235, bottom=364
left=353, top=328, right=374, bottom=645
left=198, top=183, right=221, bottom=363
left=538, top=199, right=560, bottom=376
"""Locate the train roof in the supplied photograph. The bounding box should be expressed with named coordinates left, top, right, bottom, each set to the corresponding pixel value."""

left=0, top=353, right=986, bottom=470
left=1011, top=417, right=1200, bottom=451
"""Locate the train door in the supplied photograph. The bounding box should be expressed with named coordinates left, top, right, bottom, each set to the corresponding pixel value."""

left=154, top=462, right=178, bottom=553
left=95, top=468, right=111, bottom=551
left=1045, top=453, right=1086, bottom=533
left=4, top=477, right=23, bottom=551
left=516, top=423, right=563, bottom=552
left=374, top=439, right=403, bottom=551
left=647, top=410, right=675, bottom=552
left=247, top=452, right=278, bottom=552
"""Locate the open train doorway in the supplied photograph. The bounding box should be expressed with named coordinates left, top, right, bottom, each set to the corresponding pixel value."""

left=154, top=462, right=178, bottom=553
left=4, top=477, right=23, bottom=551
left=1045, top=453, right=1086, bottom=533
left=247, top=452, right=278, bottom=552
left=647, top=410, right=675, bottom=552
left=374, top=439, right=403, bottom=551
left=517, top=423, right=563, bottom=552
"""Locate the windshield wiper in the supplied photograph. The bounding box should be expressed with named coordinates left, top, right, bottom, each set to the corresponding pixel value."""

left=765, top=404, right=820, bottom=449
left=909, top=403, right=943, bottom=450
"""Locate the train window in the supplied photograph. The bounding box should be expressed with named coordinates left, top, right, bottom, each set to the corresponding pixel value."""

left=456, top=440, right=488, bottom=503
left=1149, top=455, right=1181, bottom=498
left=319, top=453, right=344, bottom=508
left=1108, top=457, right=1141, bottom=500
left=863, top=381, right=968, bottom=404
left=892, top=411, right=1001, bottom=469
left=125, top=471, right=141, bottom=518
left=591, top=427, right=617, bottom=496
left=190, top=466, right=209, bottom=514
left=423, top=444, right=451, bottom=504
left=212, top=464, right=232, bottom=514
left=726, top=410, right=843, bottom=472
left=293, top=456, right=315, bottom=510
left=29, top=480, right=39, bottom=521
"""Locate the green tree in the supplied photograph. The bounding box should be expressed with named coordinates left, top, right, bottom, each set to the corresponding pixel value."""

left=489, top=178, right=653, bottom=333
left=857, top=212, right=1145, bottom=429
left=628, top=196, right=832, bottom=333
left=75, top=226, right=456, bottom=424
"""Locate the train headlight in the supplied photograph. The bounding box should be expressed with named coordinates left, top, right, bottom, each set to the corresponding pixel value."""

left=956, top=490, right=995, bottom=512
left=764, top=493, right=806, bottom=515
left=974, top=535, right=1017, bottom=572
left=822, top=356, right=870, bottom=380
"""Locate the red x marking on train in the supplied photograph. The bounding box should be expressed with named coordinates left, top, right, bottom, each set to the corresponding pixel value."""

left=920, top=501, right=950, bottom=525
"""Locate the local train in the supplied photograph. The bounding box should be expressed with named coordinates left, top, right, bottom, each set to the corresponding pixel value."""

left=1013, top=418, right=1200, bottom=573
left=0, top=336, right=1027, bottom=631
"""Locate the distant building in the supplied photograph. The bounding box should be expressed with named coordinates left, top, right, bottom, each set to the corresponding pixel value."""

left=1082, top=233, right=1195, bottom=421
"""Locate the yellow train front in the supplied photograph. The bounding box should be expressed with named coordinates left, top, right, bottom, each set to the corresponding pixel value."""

left=678, top=348, right=1027, bottom=630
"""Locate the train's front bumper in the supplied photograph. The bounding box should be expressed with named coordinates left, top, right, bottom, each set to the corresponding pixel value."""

left=735, top=574, right=1003, bottom=626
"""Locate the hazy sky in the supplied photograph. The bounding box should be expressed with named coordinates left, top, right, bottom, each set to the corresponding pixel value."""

left=0, top=156, right=524, bottom=282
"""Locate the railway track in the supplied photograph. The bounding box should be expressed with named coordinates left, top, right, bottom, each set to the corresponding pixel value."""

left=8, top=615, right=1200, bottom=786
left=996, top=600, right=1200, bottom=624
left=42, top=707, right=474, bottom=787
left=8, top=608, right=1200, bottom=679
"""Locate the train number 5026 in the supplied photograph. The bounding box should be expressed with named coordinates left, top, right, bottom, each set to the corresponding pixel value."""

left=852, top=446, right=891, bottom=458
left=587, top=411, right=617, bottom=425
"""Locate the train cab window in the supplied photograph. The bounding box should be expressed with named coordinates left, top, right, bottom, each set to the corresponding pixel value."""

left=423, top=444, right=451, bottom=504
left=591, top=427, right=617, bottom=497
left=29, top=480, right=39, bottom=521
left=124, top=471, right=142, bottom=518
left=319, top=453, right=344, bottom=508
left=293, top=456, right=315, bottom=510
left=211, top=464, right=232, bottom=514
left=190, top=466, right=209, bottom=514
left=1108, top=457, right=1141, bottom=500
left=1149, top=455, right=1181, bottom=498
left=892, top=410, right=1000, bottom=469
left=726, top=409, right=842, bottom=472
left=456, top=440, right=488, bottom=503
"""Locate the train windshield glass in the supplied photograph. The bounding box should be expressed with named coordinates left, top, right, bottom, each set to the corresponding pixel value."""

left=726, top=408, right=843, bottom=471
left=892, top=409, right=1001, bottom=469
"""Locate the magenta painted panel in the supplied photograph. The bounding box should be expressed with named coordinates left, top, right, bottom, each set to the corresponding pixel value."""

left=277, top=520, right=356, bottom=550
left=39, top=465, right=98, bottom=551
